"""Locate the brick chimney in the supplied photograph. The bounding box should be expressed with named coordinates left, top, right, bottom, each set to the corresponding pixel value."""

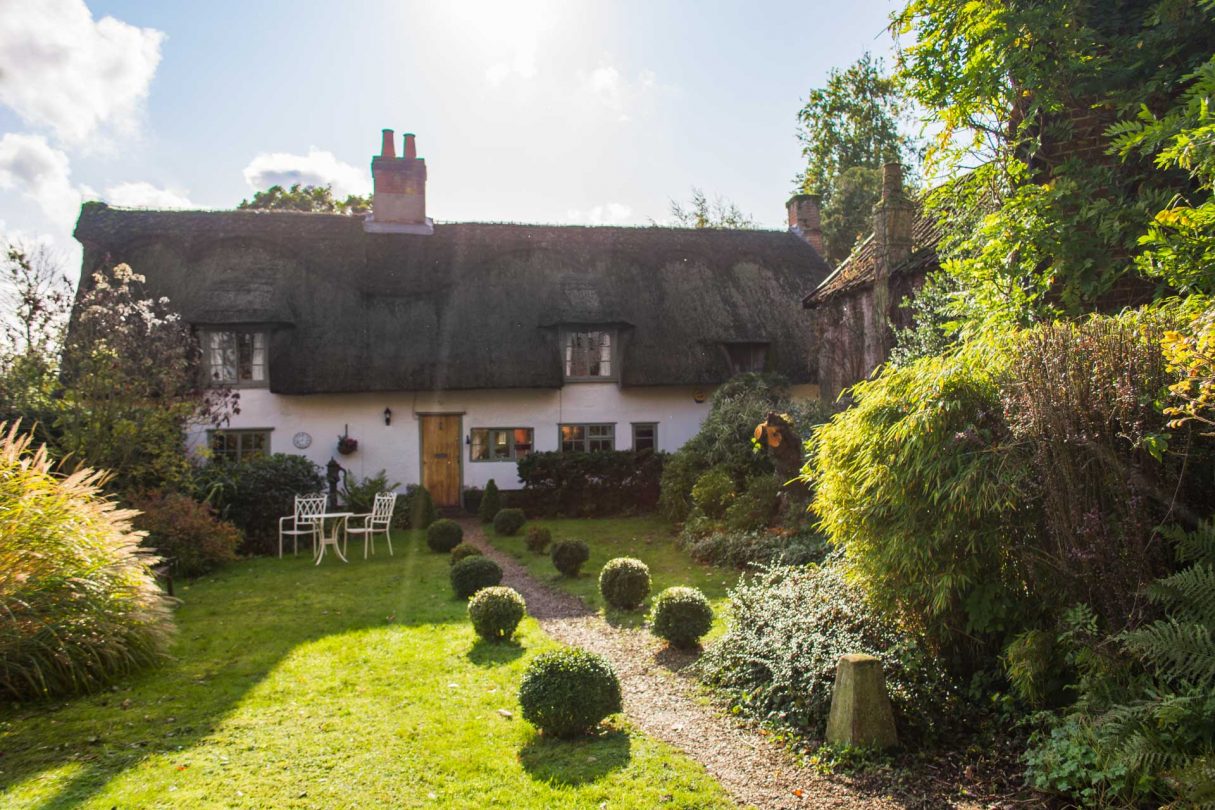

left=871, top=162, right=914, bottom=278
left=786, top=193, right=824, bottom=255
left=365, top=129, right=433, bottom=235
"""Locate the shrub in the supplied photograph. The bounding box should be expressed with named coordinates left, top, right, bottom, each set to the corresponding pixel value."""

left=516, top=450, right=665, bottom=516
left=698, top=560, right=954, bottom=743
left=194, top=453, right=323, bottom=556
left=450, top=556, right=503, bottom=599
left=691, top=468, right=736, bottom=519
left=493, top=507, right=526, bottom=536
left=426, top=518, right=463, bottom=553
left=450, top=542, right=482, bottom=565
left=677, top=526, right=827, bottom=569
left=411, top=485, right=436, bottom=530
left=0, top=425, right=174, bottom=700
left=478, top=479, right=501, bottom=524
left=462, top=485, right=483, bottom=516
left=598, top=557, right=651, bottom=610
left=129, top=491, right=241, bottom=578
left=468, top=586, right=526, bottom=642
left=724, top=475, right=782, bottom=532
left=525, top=526, right=552, bottom=554
left=658, top=450, right=701, bottom=521
left=341, top=469, right=401, bottom=515
left=518, top=648, right=622, bottom=738
left=650, top=586, right=713, bottom=649
left=551, top=539, right=590, bottom=578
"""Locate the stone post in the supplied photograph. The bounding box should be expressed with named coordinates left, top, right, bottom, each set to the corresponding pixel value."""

left=825, top=653, right=898, bottom=749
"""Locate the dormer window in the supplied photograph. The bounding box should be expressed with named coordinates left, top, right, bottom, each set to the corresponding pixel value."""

left=724, top=342, right=769, bottom=375
left=563, top=329, right=615, bottom=381
left=203, top=329, right=267, bottom=387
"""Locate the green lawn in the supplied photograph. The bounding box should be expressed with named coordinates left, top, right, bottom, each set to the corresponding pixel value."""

left=0, top=531, right=734, bottom=809
left=486, top=517, right=740, bottom=640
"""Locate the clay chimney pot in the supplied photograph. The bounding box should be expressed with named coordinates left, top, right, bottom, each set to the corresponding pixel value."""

left=380, top=129, right=396, bottom=159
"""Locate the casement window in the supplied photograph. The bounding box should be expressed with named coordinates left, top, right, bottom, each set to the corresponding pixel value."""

left=203, top=330, right=267, bottom=386
left=632, top=422, right=657, bottom=452
left=563, top=330, right=615, bottom=380
left=560, top=423, right=614, bottom=453
left=470, top=427, right=534, bottom=462
left=724, top=342, right=769, bottom=375
left=208, top=429, right=271, bottom=462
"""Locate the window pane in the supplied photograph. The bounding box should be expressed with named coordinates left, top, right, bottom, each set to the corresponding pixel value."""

left=250, top=333, right=266, bottom=381
left=633, top=424, right=656, bottom=452
left=588, top=424, right=613, bottom=452
left=490, top=429, right=511, bottom=460
left=565, top=331, right=613, bottom=378
left=470, top=428, right=488, bottom=461
left=514, top=428, right=533, bottom=459
left=242, top=431, right=268, bottom=459
left=561, top=424, right=584, bottom=453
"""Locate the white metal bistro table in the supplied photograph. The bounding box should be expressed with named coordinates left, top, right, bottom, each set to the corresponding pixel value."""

left=312, top=512, right=354, bottom=565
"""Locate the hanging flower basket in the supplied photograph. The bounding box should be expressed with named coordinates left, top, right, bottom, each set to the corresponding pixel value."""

left=337, top=425, right=358, bottom=455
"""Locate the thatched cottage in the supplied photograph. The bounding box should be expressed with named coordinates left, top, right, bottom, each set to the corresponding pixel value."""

left=73, top=130, right=830, bottom=505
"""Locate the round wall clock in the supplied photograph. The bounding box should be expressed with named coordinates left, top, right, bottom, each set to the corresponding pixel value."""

left=292, top=431, right=313, bottom=449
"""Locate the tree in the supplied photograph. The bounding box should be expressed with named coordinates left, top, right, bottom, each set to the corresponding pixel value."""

left=238, top=184, right=370, bottom=214
left=56, top=264, right=236, bottom=492
left=0, top=242, right=73, bottom=441
left=668, top=188, right=756, bottom=229
left=895, top=0, right=1215, bottom=329
left=796, top=53, right=917, bottom=264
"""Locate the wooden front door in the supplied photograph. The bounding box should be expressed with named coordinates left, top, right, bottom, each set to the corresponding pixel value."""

left=420, top=414, right=462, bottom=507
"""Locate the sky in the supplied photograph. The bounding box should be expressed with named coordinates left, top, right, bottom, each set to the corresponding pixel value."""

left=0, top=0, right=902, bottom=279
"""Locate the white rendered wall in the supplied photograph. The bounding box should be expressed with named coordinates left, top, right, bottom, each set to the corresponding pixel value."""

left=189, top=382, right=821, bottom=492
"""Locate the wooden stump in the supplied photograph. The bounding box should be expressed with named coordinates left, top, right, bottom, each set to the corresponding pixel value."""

left=825, top=653, right=898, bottom=749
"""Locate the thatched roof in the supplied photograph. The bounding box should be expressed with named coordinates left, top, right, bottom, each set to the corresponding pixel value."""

left=802, top=211, right=940, bottom=308
left=74, top=203, right=829, bottom=394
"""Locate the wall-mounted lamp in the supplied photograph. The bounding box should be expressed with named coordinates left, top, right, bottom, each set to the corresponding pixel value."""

left=465, top=434, right=471, bottom=445
left=383, top=407, right=392, bottom=426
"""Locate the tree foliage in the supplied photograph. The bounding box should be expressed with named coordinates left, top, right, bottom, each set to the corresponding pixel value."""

left=668, top=187, right=756, bottom=229
left=895, top=0, right=1215, bottom=328
left=797, top=52, right=918, bottom=263
left=238, top=183, right=370, bottom=214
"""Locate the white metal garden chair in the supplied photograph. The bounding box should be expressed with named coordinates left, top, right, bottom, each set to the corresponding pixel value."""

left=345, top=492, right=397, bottom=559
left=278, top=494, right=327, bottom=558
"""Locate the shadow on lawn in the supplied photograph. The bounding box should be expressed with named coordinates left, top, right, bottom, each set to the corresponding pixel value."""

left=0, top=532, right=451, bottom=809
left=466, top=638, right=525, bottom=666
left=518, top=728, right=632, bottom=786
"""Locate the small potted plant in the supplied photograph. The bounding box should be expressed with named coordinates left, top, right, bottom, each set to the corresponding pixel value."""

left=337, top=425, right=358, bottom=455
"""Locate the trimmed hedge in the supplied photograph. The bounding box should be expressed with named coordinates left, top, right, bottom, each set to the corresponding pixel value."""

left=426, top=518, right=463, bottom=553
left=468, top=586, right=526, bottom=642
left=450, top=556, right=503, bottom=599
left=650, top=586, right=713, bottom=649
left=493, top=508, right=526, bottom=536
left=518, top=648, right=622, bottom=737
left=598, top=557, right=651, bottom=610
left=516, top=450, right=665, bottom=516
left=551, top=539, right=590, bottom=578
left=449, top=542, right=482, bottom=565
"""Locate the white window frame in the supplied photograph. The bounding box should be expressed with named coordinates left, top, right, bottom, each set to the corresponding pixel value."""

left=560, top=423, right=615, bottom=453
left=562, top=329, right=617, bottom=381
left=202, top=329, right=268, bottom=387
left=208, top=428, right=272, bottom=462
left=469, top=427, right=534, bottom=462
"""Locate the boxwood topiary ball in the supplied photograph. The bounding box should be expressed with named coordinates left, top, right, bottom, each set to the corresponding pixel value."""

left=468, top=586, right=526, bottom=642
left=598, top=557, right=651, bottom=610
left=427, top=518, right=463, bottom=553
left=518, top=647, right=622, bottom=738
left=550, top=539, right=590, bottom=578
left=493, top=508, right=526, bottom=536
left=450, top=555, right=503, bottom=599
left=449, top=542, right=482, bottom=565
left=525, top=526, right=552, bottom=554
left=650, top=586, right=713, bottom=649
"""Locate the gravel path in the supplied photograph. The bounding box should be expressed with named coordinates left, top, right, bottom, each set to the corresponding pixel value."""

left=460, top=520, right=935, bottom=810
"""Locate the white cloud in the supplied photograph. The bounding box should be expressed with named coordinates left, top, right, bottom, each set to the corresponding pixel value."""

left=485, top=40, right=539, bottom=86
left=103, top=181, right=194, bottom=209
left=565, top=203, right=633, bottom=226
left=0, top=0, right=164, bottom=145
left=577, top=63, right=661, bottom=122
left=0, top=133, right=81, bottom=229
left=242, top=148, right=371, bottom=197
